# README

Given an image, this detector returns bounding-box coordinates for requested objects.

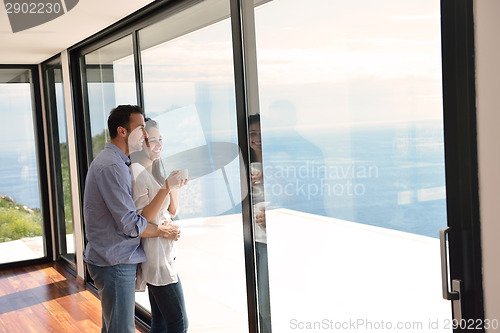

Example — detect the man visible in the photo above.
[83,105,181,333]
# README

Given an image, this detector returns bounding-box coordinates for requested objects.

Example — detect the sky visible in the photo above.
[137,0,442,128]
[0,83,37,153]
[1,0,444,153]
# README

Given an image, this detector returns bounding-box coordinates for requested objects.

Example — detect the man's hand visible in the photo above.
[158,222,181,241]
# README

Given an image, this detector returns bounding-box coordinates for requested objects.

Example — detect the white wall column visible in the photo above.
[474,0,500,328]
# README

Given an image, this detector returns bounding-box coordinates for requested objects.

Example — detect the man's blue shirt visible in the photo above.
[83,142,147,266]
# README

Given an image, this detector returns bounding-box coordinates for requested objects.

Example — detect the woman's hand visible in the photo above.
[158,222,180,241]
[165,170,182,190]
[165,170,189,190]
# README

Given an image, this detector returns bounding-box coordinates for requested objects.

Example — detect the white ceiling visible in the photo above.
[0,0,156,64]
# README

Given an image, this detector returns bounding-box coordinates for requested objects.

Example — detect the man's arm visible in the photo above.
[98,164,148,237]
[167,188,179,217]
[140,222,180,240]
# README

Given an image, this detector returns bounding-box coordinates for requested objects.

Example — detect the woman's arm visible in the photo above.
[140,185,170,222]
[141,170,182,222]
[168,188,179,216]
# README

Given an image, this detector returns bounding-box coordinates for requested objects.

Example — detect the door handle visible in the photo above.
[440,227,462,320]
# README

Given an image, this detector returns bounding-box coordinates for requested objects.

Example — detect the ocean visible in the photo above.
[0,150,41,209]
[0,121,447,238]
[260,121,448,238]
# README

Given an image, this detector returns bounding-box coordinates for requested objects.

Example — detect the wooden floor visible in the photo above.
[0,262,145,333]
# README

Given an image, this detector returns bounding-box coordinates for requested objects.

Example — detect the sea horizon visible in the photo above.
[0,120,447,238]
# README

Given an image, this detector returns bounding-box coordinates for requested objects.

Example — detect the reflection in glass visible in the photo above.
[83,35,137,159]
[138,1,248,331]
[0,68,45,264]
[45,60,75,264]
[248,114,272,332]
[254,0,451,331]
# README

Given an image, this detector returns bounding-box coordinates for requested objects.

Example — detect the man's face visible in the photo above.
[126,113,147,153]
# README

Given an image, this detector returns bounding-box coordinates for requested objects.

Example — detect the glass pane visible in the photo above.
[253,0,451,331]
[0,68,45,264]
[45,61,75,264]
[83,35,137,159]
[138,1,248,331]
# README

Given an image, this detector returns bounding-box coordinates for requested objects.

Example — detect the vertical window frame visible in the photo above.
[0,64,53,269]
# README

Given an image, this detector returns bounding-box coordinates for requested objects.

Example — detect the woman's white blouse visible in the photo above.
[130,162,178,291]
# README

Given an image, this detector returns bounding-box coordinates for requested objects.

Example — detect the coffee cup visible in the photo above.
[179,168,189,181]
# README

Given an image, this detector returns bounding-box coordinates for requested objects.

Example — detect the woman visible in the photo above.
[130,118,188,333]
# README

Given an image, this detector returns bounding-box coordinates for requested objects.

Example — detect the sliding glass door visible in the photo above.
[78,1,249,331]
[0,67,48,265]
[247,0,452,331]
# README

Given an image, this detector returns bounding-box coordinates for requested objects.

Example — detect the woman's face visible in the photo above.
[145,127,163,160]
[249,122,262,152]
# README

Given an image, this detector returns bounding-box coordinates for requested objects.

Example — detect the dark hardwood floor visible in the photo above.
[0,262,145,332]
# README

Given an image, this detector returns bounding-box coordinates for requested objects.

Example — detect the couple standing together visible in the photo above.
[83,105,189,333]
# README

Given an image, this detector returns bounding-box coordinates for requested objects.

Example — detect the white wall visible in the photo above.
[474,0,500,329]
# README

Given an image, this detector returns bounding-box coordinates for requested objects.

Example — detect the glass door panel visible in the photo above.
[138,1,248,331]
[45,60,76,264]
[83,35,137,159]
[0,68,46,264]
[252,0,451,331]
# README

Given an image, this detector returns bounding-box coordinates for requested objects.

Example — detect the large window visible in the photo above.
[0,68,47,264]
[44,58,76,265]
[137,1,248,331]
[83,35,137,159]
[252,0,451,331]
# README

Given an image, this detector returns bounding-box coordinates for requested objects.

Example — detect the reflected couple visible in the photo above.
[249,103,324,333]
[249,114,266,232]
[130,118,189,333]
[249,113,272,333]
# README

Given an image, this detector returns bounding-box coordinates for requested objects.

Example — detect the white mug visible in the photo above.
[179,168,189,181]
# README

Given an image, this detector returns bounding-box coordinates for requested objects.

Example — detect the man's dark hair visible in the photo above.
[108,105,144,139]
